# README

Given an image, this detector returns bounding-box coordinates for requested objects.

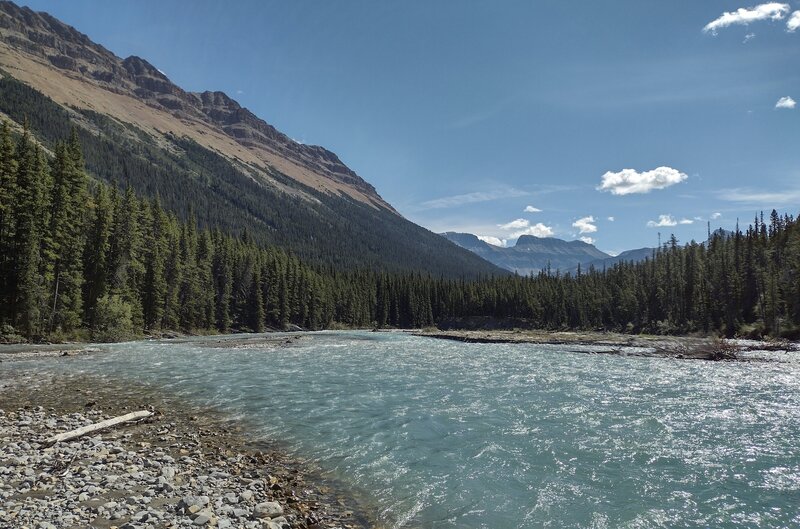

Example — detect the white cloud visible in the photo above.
[646,214,694,227]
[509,223,555,239]
[775,96,796,109]
[607,216,615,222]
[498,218,530,230]
[703,3,790,35]
[711,212,722,219]
[598,166,688,195]
[420,187,528,210]
[524,205,542,213]
[743,32,757,42]
[579,236,596,244]
[788,10,800,31]
[477,235,506,247]
[572,216,598,234]
[647,215,678,228]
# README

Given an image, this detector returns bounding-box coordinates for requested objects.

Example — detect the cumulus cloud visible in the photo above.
[497,218,555,238]
[647,215,677,228]
[498,218,530,230]
[598,166,688,195]
[572,216,598,234]
[775,96,796,109]
[703,3,790,34]
[788,10,800,31]
[579,236,595,244]
[524,205,542,213]
[607,216,615,222]
[477,235,506,247]
[711,212,722,219]
[646,214,694,227]
[509,223,555,239]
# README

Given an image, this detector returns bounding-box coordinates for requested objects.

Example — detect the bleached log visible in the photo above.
[44,410,153,446]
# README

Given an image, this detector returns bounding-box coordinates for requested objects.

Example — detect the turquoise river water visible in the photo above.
[3,331,800,528]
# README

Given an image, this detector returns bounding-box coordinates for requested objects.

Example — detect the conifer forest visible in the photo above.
[1,122,799,342]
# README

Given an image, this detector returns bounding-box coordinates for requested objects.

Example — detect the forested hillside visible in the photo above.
[0,72,503,278]
[1,122,799,342]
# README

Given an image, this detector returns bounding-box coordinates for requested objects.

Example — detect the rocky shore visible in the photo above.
[412,329,798,360]
[0,373,377,529]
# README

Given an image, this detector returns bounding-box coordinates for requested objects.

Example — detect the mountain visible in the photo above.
[0,1,503,277]
[441,232,612,275]
[565,247,655,275]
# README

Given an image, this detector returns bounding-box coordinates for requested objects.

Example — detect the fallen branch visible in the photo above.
[44,410,153,446]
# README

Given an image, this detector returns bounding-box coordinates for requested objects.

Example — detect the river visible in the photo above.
[3,331,799,528]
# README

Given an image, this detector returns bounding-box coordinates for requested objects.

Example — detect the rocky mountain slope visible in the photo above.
[441,232,652,275]
[0,1,386,209]
[0,1,503,277]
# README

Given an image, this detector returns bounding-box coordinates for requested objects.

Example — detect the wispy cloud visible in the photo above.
[646,214,693,228]
[524,205,542,213]
[775,96,796,109]
[572,216,597,234]
[419,187,528,210]
[720,187,800,204]
[703,3,790,35]
[743,32,757,43]
[788,10,800,31]
[607,216,615,222]
[598,167,688,195]
[711,212,722,219]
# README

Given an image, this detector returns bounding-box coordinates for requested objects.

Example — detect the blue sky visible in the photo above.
[18,0,800,254]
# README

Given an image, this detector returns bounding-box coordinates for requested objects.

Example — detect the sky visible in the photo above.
[17,0,800,254]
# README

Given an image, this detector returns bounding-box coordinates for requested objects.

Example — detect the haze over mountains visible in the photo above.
[0,0,503,277]
[441,232,654,275]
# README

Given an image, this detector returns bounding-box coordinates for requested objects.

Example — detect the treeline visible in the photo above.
[414,219,800,338]
[0,123,340,340]
[1,123,798,341]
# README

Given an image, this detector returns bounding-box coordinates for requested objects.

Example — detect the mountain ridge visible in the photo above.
[441,232,653,275]
[0,0,391,210]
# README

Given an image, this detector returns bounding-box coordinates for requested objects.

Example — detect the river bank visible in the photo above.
[411,329,798,360]
[0,370,378,529]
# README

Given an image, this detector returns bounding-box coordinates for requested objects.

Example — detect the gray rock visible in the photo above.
[254,501,283,519]
[191,508,216,525]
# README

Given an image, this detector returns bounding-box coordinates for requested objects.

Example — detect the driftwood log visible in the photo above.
[44,410,153,446]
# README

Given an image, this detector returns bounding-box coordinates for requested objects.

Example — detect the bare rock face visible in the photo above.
[0,0,390,210]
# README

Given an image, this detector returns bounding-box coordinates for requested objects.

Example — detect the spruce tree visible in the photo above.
[0,121,17,323]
